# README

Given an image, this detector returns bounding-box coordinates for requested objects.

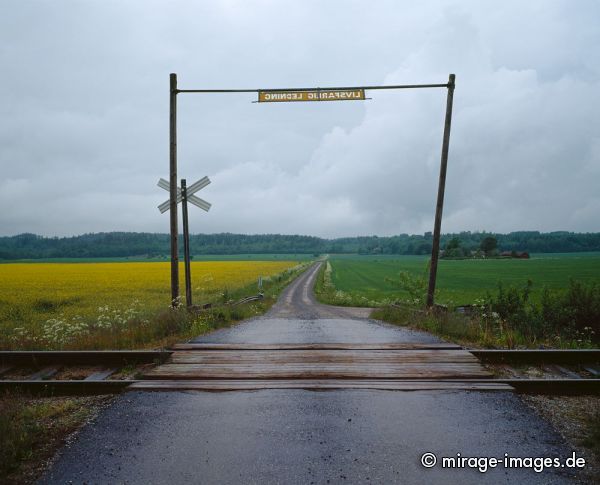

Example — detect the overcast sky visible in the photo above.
[1,0,599,238]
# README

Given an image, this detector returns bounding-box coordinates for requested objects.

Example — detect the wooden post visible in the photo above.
[181,179,193,307]
[427,74,455,307]
[169,73,179,307]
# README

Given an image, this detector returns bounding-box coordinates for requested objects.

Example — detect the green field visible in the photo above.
[328,253,600,305]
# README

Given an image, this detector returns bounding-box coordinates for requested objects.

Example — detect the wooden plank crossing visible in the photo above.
[136,343,510,391]
[170,350,479,364]
[145,363,490,380]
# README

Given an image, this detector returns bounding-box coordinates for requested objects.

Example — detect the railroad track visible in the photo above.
[1,348,599,396]
[0,350,170,395]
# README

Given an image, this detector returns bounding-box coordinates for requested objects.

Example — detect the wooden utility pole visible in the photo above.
[169,73,179,306]
[181,179,193,307]
[427,74,456,307]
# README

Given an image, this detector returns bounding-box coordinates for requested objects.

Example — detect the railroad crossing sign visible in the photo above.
[158,176,212,308]
[157,176,211,213]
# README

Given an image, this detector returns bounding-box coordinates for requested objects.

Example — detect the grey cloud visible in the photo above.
[1,0,599,237]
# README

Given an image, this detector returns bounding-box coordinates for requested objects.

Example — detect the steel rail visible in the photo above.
[470,349,600,364]
[1,349,598,365]
[1,349,597,396]
[480,378,600,395]
[0,350,172,366]
[0,380,135,395]
[1,378,598,396]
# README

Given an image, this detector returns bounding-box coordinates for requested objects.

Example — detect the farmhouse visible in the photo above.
[500,251,530,259]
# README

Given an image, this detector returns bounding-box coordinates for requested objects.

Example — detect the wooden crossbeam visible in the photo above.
[27,366,60,380]
[84,368,118,381]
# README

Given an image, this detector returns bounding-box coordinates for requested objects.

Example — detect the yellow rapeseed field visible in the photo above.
[0,261,298,349]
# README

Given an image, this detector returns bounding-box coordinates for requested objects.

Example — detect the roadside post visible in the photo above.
[181,179,192,307]
[158,176,212,308]
[169,74,178,307]
[426,74,456,308]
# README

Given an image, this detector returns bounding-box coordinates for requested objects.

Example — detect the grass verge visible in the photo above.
[370,304,596,349]
[0,392,113,484]
[370,304,501,348]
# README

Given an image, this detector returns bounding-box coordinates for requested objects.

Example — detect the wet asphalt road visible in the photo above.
[41,263,576,484]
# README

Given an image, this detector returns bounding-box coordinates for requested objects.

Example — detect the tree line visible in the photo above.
[0,231,599,260]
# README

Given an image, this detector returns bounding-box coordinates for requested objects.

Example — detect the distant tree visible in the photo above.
[446,237,462,250]
[443,237,465,258]
[416,242,432,255]
[1,230,600,260]
[480,236,498,255]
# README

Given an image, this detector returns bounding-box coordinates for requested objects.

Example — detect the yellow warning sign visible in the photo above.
[258,89,365,103]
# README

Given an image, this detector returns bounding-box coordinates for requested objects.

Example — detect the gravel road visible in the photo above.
[40,263,577,484]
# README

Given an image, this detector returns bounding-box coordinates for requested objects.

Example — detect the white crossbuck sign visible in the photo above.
[157,177,212,213]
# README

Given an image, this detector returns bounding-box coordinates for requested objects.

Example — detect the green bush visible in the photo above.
[564,280,600,333]
[487,280,544,339]
[484,279,599,345]
[489,280,532,320]
[539,280,599,343]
